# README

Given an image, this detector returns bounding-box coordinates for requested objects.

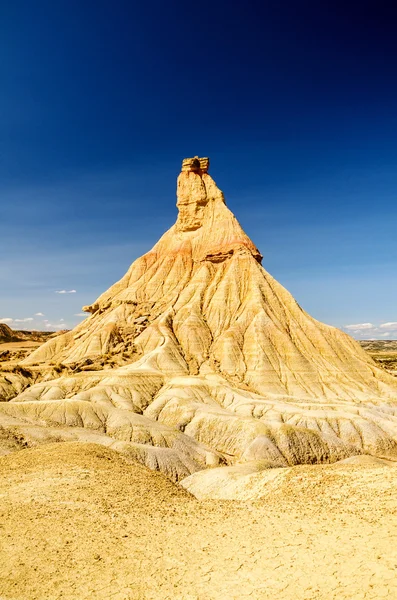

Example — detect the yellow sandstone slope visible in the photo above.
[2,156,397,482]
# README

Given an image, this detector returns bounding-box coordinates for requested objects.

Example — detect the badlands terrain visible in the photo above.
[1,157,397,599]
[360,340,397,376]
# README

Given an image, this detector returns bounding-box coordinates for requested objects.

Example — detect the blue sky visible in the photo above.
[1,1,396,339]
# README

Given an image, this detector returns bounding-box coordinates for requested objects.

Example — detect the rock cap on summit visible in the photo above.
[181,156,210,173]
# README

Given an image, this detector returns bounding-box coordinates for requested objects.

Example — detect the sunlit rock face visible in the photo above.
[2,157,397,484]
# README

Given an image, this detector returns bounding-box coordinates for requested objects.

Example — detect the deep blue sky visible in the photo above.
[1,0,396,339]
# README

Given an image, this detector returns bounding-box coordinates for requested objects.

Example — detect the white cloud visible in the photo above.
[60,318,64,322]
[14,317,34,323]
[74,313,86,317]
[35,312,45,316]
[0,318,14,323]
[379,322,397,331]
[45,322,67,330]
[55,289,76,294]
[341,321,397,340]
[344,323,374,331]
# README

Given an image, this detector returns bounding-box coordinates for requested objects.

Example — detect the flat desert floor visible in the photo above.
[1,442,396,600]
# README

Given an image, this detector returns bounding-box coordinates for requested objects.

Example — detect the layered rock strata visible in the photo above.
[1,157,397,482]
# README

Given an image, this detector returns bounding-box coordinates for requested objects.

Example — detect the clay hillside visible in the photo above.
[1,157,397,488]
[0,324,19,343]
[0,324,54,344]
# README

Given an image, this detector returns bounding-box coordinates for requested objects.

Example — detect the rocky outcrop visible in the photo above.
[1,157,397,482]
[0,324,19,343]
[0,324,54,344]
[181,156,209,173]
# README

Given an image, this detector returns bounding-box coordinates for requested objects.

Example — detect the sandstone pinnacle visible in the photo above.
[2,157,397,485]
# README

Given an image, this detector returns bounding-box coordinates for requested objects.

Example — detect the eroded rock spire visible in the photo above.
[3,156,396,484]
[176,156,224,232]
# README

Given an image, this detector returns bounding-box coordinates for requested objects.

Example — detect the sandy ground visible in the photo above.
[0,341,42,351]
[0,341,42,367]
[0,443,396,600]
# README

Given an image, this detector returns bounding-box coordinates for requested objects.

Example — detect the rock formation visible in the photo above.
[0,324,26,343]
[0,324,54,344]
[1,157,397,482]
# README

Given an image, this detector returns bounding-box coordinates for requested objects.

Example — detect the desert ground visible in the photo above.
[0,326,57,366]
[1,441,397,600]
[1,335,396,599]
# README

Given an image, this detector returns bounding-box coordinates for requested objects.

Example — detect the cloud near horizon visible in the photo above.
[342,322,397,340]
[344,323,374,331]
[55,290,77,294]
[0,317,34,324]
[379,322,397,331]
[44,322,67,330]
[14,317,34,322]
